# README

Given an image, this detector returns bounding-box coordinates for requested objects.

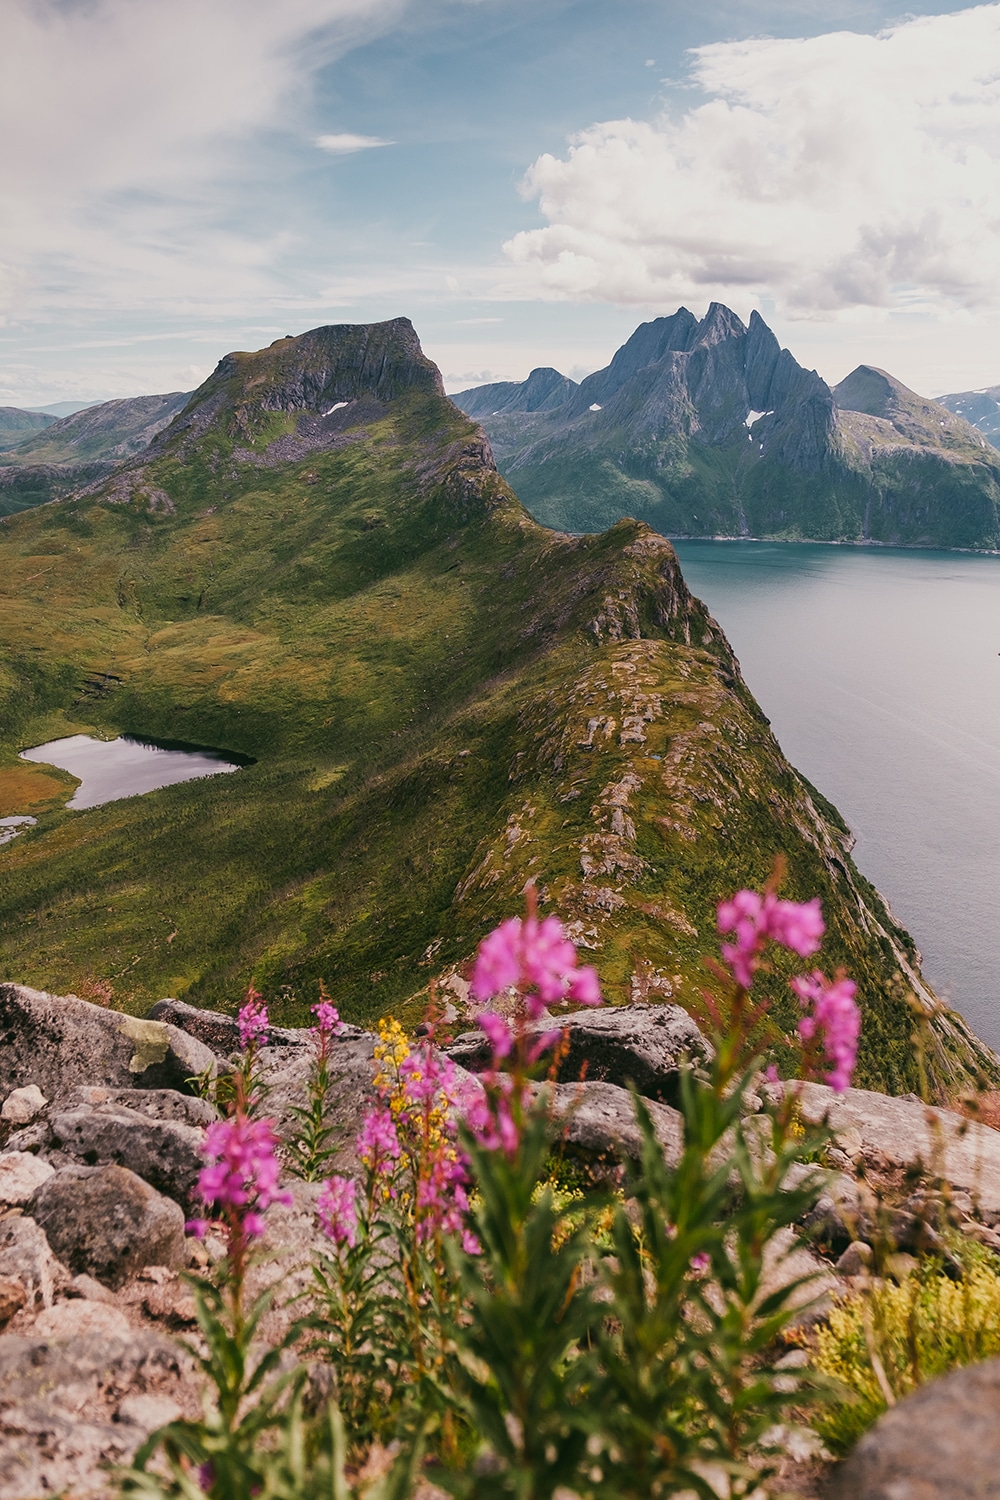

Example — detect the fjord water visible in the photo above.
[20,735,243,810]
[673,541,1000,1049]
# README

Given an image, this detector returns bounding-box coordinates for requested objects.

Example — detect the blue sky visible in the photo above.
[2,0,1000,407]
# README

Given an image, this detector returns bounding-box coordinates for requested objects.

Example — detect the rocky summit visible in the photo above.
[455,304,1000,549]
[0,317,993,1094]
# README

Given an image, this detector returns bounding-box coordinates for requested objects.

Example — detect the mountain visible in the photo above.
[0,391,191,518]
[454,306,1000,550]
[938,384,1000,447]
[0,318,989,1095]
[0,408,56,445]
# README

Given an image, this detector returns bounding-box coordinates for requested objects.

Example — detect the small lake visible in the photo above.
[673,541,1000,1050]
[19,734,248,811]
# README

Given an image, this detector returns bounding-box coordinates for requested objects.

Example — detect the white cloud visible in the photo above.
[0,0,406,321]
[316,133,394,152]
[505,4,1000,317]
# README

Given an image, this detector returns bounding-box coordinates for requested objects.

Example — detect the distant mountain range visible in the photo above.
[937,385,1000,444]
[455,305,1000,550]
[0,391,190,516]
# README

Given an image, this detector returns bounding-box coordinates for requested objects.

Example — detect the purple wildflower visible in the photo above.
[357,1105,401,1176]
[792,970,860,1092]
[479,1010,513,1062]
[237,987,269,1051]
[311,999,343,1037]
[318,1174,358,1248]
[197,1114,291,1236]
[717,890,825,989]
[471,913,602,1018]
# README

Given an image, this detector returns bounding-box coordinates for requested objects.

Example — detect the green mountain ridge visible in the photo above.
[455,307,1000,550]
[0,318,990,1096]
[0,408,56,444]
[0,391,191,518]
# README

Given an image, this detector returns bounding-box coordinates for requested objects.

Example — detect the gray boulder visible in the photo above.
[0,1217,65,1312]
[147,997,366,1057]
[446,1003,710,1105]
[62,1085,218,1127]
[534,1080,685,1169]
[0,1329,189,1500]
[49,1102,205,1208]
[828,1357,1000,1498]
[29,1164,186,1288]
[0,984,217,1099]
[790,1080,1000,1218]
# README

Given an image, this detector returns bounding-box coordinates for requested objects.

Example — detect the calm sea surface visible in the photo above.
[672,541,1000,1051]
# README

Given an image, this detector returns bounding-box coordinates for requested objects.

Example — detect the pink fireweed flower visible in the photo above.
[792,970,860,1093]
[357,1105,401,1176]
[415,1150,471,1243]
[196,1115,291,1237]
[311,999,343,1037]
[318,1174,358,1248]
[237,989,269,1050]
[400,1042,458,1107]
[471,914,601,1018]
[717,890,825,989]
[463,1073,523,1155]
[478,1010,513,1063]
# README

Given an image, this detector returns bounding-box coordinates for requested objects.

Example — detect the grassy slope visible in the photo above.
[484,412,1000,550]
[0,344,990,1093]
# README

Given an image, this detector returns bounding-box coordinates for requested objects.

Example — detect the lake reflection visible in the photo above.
[673,540,1000,1049]
[20,734,245,810]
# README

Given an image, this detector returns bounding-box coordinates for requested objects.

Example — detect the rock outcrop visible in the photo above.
[446,1002,711,1105]
[827,1357,1000,1499]
[0,984,216,1098]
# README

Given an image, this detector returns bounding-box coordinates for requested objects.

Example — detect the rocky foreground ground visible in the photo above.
[0,982,997,1497]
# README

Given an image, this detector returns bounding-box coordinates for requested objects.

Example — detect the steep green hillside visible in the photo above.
[0,392,192,519]
[456,309,1000,550]
[0,320,989,1094]
[0,408,55,446]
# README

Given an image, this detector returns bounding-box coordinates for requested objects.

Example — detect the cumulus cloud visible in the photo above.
[316,133,394,152]
[505,4,1000,316]
[0,0,406,320]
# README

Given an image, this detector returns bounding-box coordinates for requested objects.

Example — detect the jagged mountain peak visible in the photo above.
[693,301,748,347]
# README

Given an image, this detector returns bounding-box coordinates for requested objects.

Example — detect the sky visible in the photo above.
[3,0,1000,409]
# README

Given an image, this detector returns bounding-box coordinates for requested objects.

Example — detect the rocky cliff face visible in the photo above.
[454,308,1000,549]
[0,319,988,1094]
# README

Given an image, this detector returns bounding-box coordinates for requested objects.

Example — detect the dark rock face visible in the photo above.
[49,1103,206,1209]
[0,984,216,1098]
[151,316,445,459]
[29,1165,186,1288]
[828,1357,1000,1498]
[445,1003,710,1106]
